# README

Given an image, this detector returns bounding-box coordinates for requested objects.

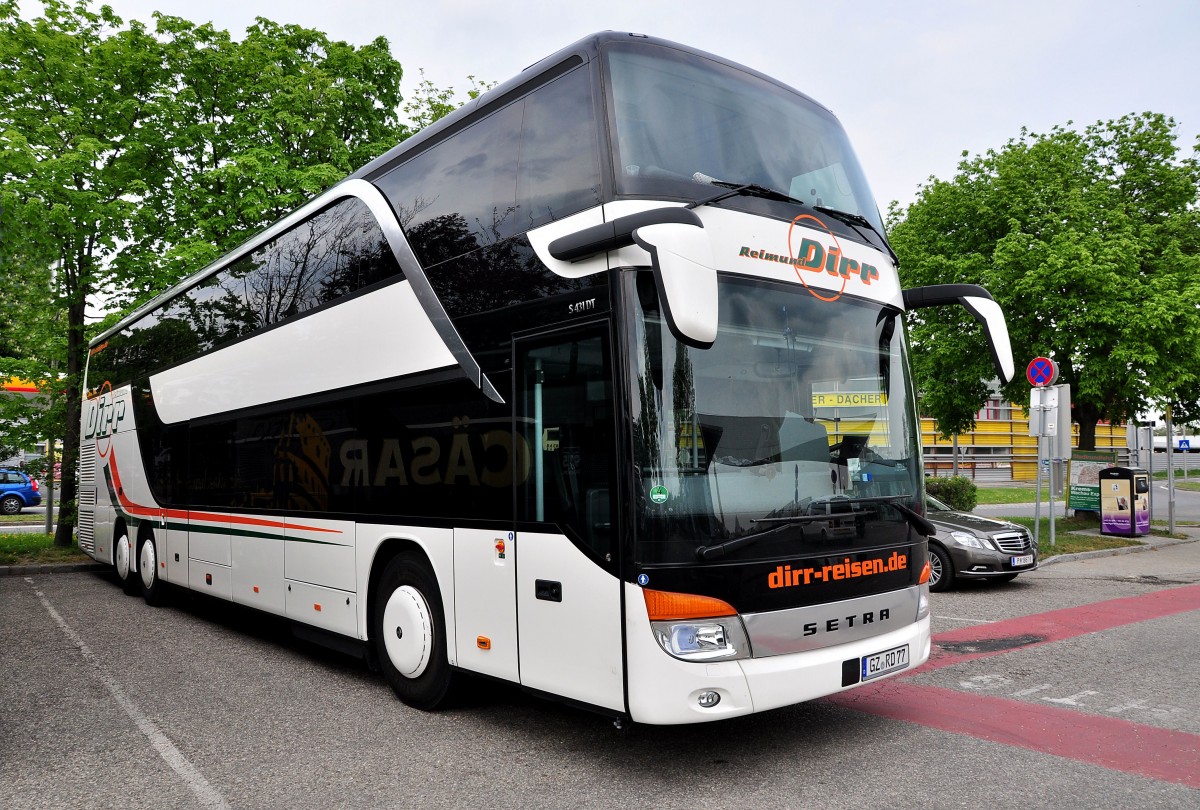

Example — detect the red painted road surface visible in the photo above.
[828,583,1200,790]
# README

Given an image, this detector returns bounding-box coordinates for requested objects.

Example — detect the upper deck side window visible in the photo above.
[376,64,602,268]
[90,196,399,386]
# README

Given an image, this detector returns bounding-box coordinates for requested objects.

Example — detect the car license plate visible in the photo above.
[861,644,909,681]
[1011,554,1034,567]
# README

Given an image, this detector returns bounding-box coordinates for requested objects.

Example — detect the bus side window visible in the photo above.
[515,65,601,232]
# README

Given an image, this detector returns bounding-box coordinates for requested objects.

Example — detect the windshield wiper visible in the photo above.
[694,519,807,561]
[813,205,900,267]
[694,494,933,562]
[822,494,935,538]
[688,175,805,209]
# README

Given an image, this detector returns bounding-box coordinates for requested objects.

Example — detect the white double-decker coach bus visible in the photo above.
[79,33,1014,724]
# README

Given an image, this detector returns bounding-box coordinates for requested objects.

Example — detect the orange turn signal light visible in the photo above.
[919,561,931,585]
[477,636,492,650]
[643,588,737,621]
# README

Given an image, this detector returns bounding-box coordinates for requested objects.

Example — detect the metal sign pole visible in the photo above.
[1048,451,1056,548]
[1034,433,1042,548]
[1166,406,1176,535]
[1026,358,1060,551]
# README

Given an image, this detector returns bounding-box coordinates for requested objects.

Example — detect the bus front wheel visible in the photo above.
[373,553,455,710]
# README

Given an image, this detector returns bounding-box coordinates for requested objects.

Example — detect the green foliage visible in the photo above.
[1,0,491,545]
[925,475,978,511]
[890,114,1200,448]
[402,70,496,130]
[974,486,1038,505]
[0,0,434,545]
[0,531,90,565]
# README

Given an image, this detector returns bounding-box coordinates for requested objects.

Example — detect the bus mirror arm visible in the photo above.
[902,284,1015,385]
[547,206,717,350]
[547,207,703,262]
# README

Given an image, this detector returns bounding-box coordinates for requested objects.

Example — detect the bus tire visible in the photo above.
[373,552,455,710]
[927,544,954,593]
[138,530,166,606]
[113,526,138,594]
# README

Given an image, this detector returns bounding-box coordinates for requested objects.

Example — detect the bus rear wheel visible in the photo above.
[373,553,455,710]
[113,529,138,594]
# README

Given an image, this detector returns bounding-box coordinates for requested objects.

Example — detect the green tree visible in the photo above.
[889,113,1200,448]
[0,0,410,545]
[0,238,61,464]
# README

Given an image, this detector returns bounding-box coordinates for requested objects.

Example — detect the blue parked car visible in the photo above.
[0,468,41,515]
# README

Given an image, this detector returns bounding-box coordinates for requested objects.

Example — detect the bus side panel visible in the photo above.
[163,519,189,585]
[232,530,285,616]
[189,558,232,600]
[515,532,624,712]
[284,516,355,592]
[285,579,358,637]
[453,528,518,682]
[188,515,231,566]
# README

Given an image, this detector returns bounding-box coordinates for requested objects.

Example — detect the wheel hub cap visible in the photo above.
[115,535,130,580]
[382,585,432,678]
[140,540,157,590]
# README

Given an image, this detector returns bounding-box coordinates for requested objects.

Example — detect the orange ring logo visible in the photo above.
[787,214,847,302]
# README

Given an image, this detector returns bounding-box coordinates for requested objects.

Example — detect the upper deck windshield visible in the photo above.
[625,273,922,566]
[604,42,885,235]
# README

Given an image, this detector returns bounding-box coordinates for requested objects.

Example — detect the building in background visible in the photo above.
[922,395,1127,483]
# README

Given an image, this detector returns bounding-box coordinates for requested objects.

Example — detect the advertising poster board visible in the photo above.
[1067,450,1117,511]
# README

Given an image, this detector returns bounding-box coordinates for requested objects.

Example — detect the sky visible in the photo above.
[17,0,1200,209]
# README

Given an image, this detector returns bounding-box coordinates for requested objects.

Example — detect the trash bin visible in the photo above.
[1099,467,1150,537]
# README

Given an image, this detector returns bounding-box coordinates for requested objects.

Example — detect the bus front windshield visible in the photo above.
[625,273,923,566]
[605,41,885,236]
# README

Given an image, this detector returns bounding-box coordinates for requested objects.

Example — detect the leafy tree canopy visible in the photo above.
[888,113,1200,449]
[0,0,473,543]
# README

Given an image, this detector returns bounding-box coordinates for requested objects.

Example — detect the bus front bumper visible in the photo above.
[624,583,931,725]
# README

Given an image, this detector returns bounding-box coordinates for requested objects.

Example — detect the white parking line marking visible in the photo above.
[26,579,231,810]
[935,616,997,624]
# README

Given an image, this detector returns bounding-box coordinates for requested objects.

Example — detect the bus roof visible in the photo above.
[91,32,830,347]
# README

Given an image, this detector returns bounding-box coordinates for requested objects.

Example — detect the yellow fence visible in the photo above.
[922,418,1126,481]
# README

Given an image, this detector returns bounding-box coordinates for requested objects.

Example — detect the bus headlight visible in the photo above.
[651,618,750,661]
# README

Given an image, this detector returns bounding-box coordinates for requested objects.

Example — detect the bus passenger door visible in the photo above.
[514,327,625,713]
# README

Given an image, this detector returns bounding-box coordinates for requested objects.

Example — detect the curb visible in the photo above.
[1039,535,1198,566]
[0,561,106,577]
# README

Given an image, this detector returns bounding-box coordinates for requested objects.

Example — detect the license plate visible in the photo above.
[861,644,909,681]
[1011,554,1034,567]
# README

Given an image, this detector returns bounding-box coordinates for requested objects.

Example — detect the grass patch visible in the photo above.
[1001,514,1147,558]
[0,513,48,524]
[974,486,1038,505]
[0,532,91,566]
